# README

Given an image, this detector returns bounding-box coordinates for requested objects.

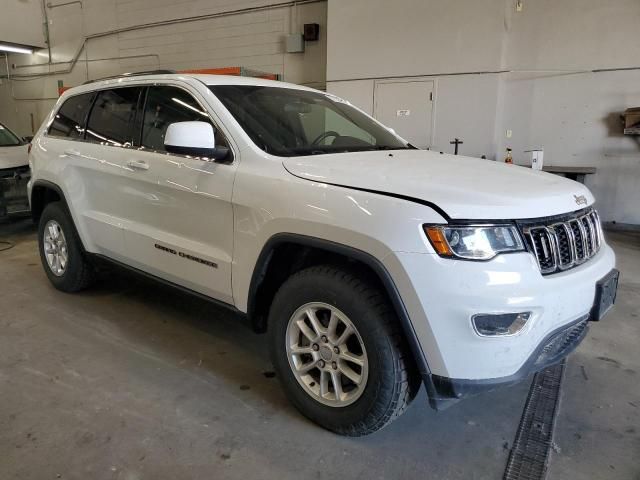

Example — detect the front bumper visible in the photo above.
[386,242,616,406]
[428,268,619,407]
[428,313,590,409]
[0,166,31,218]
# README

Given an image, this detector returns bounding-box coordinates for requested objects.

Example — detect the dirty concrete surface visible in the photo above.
[0,219,638,479]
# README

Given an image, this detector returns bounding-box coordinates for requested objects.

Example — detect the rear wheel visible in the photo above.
[269,265,420,436]
[38,202,95,292]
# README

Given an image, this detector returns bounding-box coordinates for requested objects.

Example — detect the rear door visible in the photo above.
[118,84,237,304]
[78,86,145,258]
[44,90,130,255]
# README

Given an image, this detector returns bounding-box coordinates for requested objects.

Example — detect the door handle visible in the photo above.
[64,149,81,157]
[126,160,149,171]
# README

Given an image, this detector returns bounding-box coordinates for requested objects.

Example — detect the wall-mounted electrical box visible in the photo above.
[286,33,305,53]
[303,23,320,41]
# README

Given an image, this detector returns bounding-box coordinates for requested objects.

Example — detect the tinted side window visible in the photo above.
[141,86,227,152]
[86,87,142,146]
[48,93,95,138]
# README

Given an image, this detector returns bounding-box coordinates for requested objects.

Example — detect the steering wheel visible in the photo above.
[311,131,340,145]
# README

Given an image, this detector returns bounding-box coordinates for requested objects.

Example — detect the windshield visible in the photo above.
[0,124,22,147]
[209,85,410,156]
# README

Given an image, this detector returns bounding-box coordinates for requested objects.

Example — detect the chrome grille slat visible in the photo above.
[547,227,560,269]
[523,208,602,275]
[565,221,578,264]
[585,214,597,255]
[581,217,592,256]
[576,217,589,261]
[591,211,602,250]
[569,219,585,261]
[551,222,575,270]
[526,227,556,274]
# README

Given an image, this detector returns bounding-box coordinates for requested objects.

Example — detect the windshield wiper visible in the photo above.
[280,145,410,156]
[367,145,411,151]
[372,145,394,150]
[282,147,331,156]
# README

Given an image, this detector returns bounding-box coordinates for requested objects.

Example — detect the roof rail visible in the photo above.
[83,69,177,85]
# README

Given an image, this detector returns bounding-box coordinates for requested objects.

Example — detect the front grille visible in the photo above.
[522,209,602,275]
[534,318,588,367]
[0,167,30,216]
[0,165,30,179]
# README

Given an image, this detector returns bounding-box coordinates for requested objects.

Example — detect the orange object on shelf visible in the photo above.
[177,66,280,81]
[505,148,513,164]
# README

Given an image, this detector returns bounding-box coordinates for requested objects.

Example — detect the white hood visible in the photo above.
[283,150,594,220]
[0,145,29,170]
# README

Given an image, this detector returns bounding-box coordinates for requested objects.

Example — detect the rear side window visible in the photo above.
[48,93,95,139]
[86,87,143,146]
[140,86,227,152]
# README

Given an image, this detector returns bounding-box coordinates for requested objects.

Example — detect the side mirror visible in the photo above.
[164,121,230,161]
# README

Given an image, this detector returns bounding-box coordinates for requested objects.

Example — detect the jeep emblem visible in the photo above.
[574,194,587,206]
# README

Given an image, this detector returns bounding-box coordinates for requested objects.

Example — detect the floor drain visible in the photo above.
[503,361,565,480]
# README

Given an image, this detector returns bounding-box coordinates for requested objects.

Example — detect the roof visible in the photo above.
[195,74,309,89]
[66,73,314,97]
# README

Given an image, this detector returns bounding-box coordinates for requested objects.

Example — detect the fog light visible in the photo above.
[471,312,531,336]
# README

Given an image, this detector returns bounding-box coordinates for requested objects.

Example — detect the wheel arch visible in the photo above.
[30,180,66,223]
[247,233,432,378]
[30,179,90,255]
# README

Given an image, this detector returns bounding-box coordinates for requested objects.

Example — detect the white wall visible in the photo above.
[0,0,46,47]
[499,0,640,224]
[326,0,505,159]
[328,74,500,159]
[498,70,640,226]
[0,0,326,135]
[326,0,505,81]
[327,0,640,224]
[431,74,500,158]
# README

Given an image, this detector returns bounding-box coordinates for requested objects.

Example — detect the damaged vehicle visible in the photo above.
[28,73,618,436]
[0,122,31,218]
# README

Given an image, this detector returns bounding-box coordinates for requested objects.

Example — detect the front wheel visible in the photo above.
[269,265,419,436]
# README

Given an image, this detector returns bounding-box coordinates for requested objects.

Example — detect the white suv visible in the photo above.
[28,72,618,435]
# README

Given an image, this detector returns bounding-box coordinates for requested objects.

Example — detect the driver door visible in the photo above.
[119,84,237,304]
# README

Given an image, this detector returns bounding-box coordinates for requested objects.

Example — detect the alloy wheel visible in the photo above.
[286,302,369,407]
[43,220,68,277]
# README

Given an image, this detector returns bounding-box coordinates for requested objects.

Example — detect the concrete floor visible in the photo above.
[0,218,638,480]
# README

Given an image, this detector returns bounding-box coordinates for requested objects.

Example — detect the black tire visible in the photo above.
[269,265,420,436]
[38,201,95,292]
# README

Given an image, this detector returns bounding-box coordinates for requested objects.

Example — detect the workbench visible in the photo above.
[519,165,597,184]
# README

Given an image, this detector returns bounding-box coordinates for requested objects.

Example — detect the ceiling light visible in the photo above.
[0,44,34,54]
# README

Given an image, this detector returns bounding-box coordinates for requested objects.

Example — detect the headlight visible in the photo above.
[423,225,525,260]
